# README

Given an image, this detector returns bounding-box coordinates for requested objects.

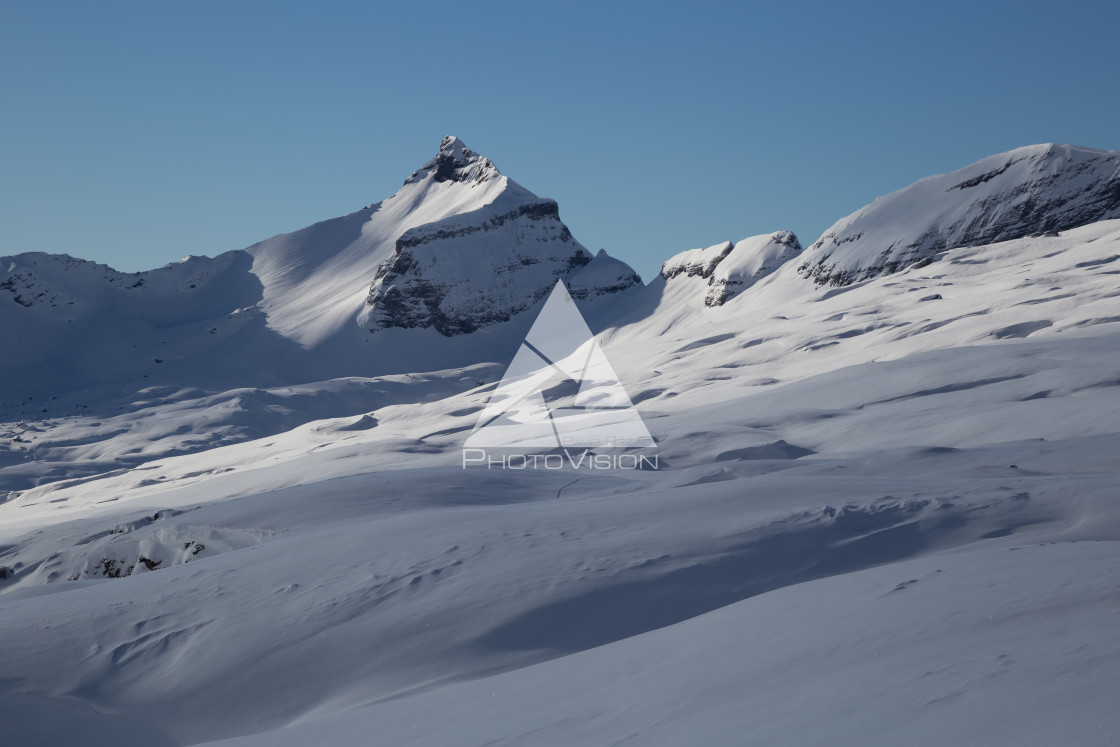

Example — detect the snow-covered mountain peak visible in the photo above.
[239,134,642,342]
[438,134,473,161]
[1,137,643,395]
[403,135,501,187]
[798,142,1120,286]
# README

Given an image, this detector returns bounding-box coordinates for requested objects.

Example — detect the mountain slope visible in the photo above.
[251,136,634,342]
[798,143,1120,285]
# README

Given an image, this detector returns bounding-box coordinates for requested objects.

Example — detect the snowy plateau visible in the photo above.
[1,137,1119,746]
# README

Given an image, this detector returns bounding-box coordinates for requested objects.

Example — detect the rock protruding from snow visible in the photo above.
[799,143,1120,285]
[361,137,641,335]
[706,232,802,306]
[661,241,735,281]
[402,135,502,187]
[661,231,802,306]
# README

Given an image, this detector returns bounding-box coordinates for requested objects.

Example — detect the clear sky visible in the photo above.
[3,0,1118,282]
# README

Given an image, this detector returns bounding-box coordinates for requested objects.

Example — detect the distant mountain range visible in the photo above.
[3,137,1118,402]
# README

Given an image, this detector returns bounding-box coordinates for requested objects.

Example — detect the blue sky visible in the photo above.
[3,0,1118,282]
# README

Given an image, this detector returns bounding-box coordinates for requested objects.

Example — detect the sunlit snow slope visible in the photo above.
[799,143,1120,285]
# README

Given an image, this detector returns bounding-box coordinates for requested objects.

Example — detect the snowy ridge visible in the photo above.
[799,143,1120,285]
[661,230,802,306]
[0,250,254,316]
[567,249,643,300]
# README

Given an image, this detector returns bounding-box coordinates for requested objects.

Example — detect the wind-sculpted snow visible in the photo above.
[0,369,494,492]
[211,541,1120,747]
[799,143,1120,285]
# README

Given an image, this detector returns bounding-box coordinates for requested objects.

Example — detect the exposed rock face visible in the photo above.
[799,143,1120,286]
[362,215,591,336]
[403,135,502,187]
[662,241,735,281]
[661,231,802,306]
[361,137,641,335]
